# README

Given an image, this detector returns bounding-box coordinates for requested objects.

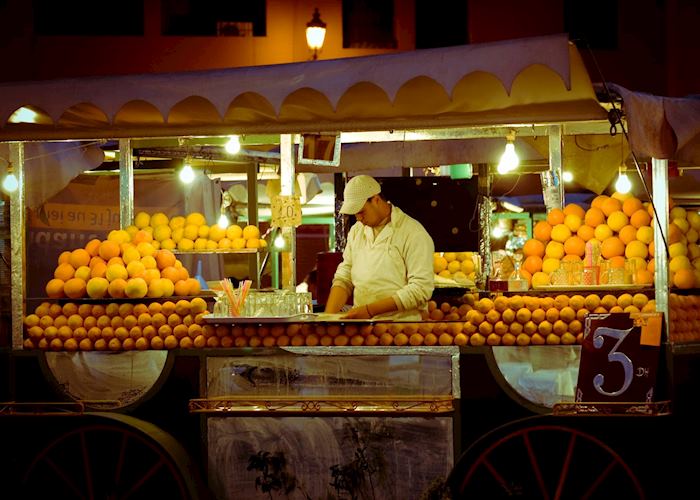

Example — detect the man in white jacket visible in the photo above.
[324,175,435,321]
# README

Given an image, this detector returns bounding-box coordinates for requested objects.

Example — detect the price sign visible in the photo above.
[271,195,302,228]
[576,312,662,403]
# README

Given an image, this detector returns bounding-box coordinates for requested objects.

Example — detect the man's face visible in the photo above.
[354,195,382,226]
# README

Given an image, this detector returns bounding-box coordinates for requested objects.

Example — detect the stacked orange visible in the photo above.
[23,297,211,351]
[128,211,265,252]
[44,229,201,300]
[521,193,656,288]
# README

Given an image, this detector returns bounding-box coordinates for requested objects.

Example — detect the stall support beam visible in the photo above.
[477,163,490,290]
[280,134,296,290]
[9,142,25,349]
[247,163,259,288]
[119,138,133,228]
[651,158,669,337]
[541,124,564,210]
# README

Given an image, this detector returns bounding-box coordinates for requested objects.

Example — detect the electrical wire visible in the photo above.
[582,41,670,256]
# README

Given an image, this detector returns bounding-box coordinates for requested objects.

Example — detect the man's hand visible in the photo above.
[343,304,372,319]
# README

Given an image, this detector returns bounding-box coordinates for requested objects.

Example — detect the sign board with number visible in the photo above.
[576,312,662,403]
[271,195,302,228]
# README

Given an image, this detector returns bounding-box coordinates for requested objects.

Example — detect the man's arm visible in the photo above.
[324,285,350,313]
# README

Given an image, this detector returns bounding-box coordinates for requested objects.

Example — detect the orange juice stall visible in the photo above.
[1,34,699,498]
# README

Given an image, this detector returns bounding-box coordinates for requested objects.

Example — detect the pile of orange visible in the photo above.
[130,211,265,252]
[521,193,658,288]
[23,298,211,351]
[45,230,202,300]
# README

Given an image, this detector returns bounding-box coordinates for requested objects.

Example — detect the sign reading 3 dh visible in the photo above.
[576,312,663,403]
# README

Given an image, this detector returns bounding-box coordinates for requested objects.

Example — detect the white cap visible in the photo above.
[339,175,381,214]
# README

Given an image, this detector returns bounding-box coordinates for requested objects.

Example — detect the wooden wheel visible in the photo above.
[449,420,645,499]
[21,413,202,499]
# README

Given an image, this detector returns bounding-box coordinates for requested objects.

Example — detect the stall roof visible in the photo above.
[0,34,607,142]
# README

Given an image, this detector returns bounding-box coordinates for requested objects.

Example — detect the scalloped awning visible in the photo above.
[0,34,606,142]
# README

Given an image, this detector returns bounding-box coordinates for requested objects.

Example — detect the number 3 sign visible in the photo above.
[576,312,663,403]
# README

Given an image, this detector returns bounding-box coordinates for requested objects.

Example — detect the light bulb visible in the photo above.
[615,171,632,194]
[225,135,241,155]
[492,226,505,238]
[497,142,519,174]
[562,171,573,182]
[2,172,18,192]
[217,213,229,229]
[274,233,285,249]
[179,163,195,184]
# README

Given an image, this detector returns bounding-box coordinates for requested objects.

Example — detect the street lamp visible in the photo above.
[306,7,326,60]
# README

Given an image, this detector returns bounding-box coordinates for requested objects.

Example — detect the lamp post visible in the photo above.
[306,7,326,60]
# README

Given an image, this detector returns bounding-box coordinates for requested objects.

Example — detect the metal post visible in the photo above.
[9,142,25,349]
[246,162,259,287]
[119,138,133,228]
[541,124,564,210]
[651,158,669,338]
[280,134,296,290]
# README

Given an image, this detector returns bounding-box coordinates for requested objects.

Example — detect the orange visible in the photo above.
[99,240,121,261]
[57,250,71,265]
[591,195,609,210]
[601,237,625,259]
[563,203,586,219]
[132,230,153,245]
[629,209,652,229]
[85,239,102,257]
[69,248,91,269]
[107,278,127,298]
[563,236,585,257]
[546,208,565,226]
[673,268,695,289]
[635,269,654,285]
[545,241,565,260]
[601,197,622,217]
[54,262,75,281]
[608,255,626,269]
[584,207,606,228]
[564,214,582,233]
[607,211,629,232]
[523,239,546,258]
[622,197,644,217]
[86,277,109,298]
[550,224,572,243]
[618,225,638,245]
[576,225,595,242]
[625,240,648,260]
[155,249,176,269]
[45,278,65,298]
[64,278,87,299]
[533,221,552,242]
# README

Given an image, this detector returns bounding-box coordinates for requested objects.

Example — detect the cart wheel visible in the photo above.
[449,421,644,499]
[21,413,202,499]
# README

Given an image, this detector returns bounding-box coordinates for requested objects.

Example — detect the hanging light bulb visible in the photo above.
[179,157,195,184]
[497,131,519,174]
[2,161,18,192]
[615,168,632,194]
[225,135,241,155]
[274,232,286,249]
[562,171,573,183]
[217,212,230,229]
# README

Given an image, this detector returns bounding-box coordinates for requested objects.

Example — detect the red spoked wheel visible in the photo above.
[449,422,645,499]
[21,413,202,499]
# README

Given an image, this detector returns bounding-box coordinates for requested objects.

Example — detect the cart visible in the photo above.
[1,34,699,499]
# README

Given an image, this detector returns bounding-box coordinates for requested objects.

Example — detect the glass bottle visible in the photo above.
[508,255,529,291]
